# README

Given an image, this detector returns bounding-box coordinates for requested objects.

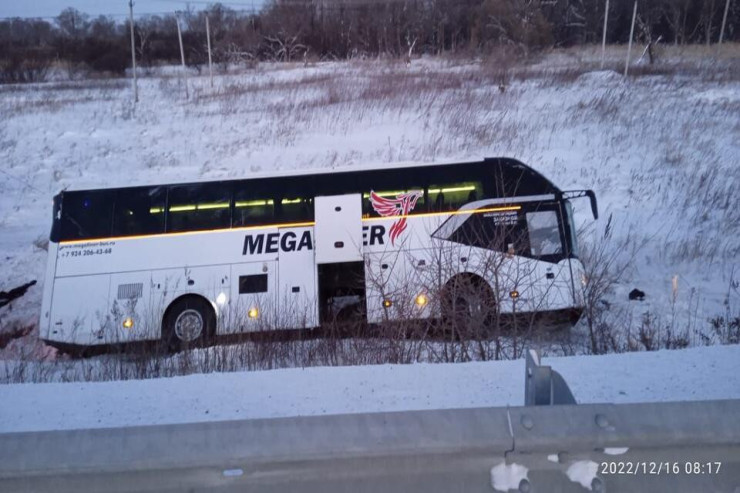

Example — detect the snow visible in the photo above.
[490,462,529,492]
[222,468,244,477]
[0,48,738,369]
[603,447,629,455]
[566,460,599,490]
[0,45,736,491]
[1,344,739,433]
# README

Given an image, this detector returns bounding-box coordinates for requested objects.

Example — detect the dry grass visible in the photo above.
[1,44,738,382]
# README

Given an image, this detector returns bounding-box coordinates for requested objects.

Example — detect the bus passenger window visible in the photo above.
[433,192,445,211]
[364,189,425,215]
[278,197,313,223]
[428,182,482,211]
[526,211,562,257]
[167,184,231,232]
[112,187,166,237]
[444,209,528,255]
[60,191,114,240]
[233,195,274,227]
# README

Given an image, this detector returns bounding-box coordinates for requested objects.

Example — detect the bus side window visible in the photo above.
[233,187,275,227]
[503,219,530,256]
[428,182,482,212]
[167,183,231,233]
[452,211,528,254]
[526,210,562,257]
[364,188,426,215]
[60,191,115,240]
[278,197,313,223]
[433,192,445,211]
[112,187,166,237]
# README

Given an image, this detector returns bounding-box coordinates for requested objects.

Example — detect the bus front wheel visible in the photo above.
[162,296,215,352]
[441,275,495,339]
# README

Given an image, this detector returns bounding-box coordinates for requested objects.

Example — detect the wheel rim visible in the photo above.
[446,282,492,333]
[454,296,481,327]
[174,309,204,341]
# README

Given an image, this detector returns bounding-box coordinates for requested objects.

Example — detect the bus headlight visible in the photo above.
[248,308,259,319]
[415,294,428,306]
[122,317,134,329]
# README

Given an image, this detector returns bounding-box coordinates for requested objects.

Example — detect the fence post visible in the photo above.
[718,0,731,46]
[128,0,138,102]
[176,13,189,99]
[206,16,214,88]
[601,0,610,69]
[624,1,637,77]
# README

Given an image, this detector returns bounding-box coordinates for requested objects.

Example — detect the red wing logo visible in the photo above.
[369,190,423,245]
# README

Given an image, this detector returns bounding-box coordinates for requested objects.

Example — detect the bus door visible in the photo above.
[278,225,319,329]
[520,200,573,310]
[313,194,366,324]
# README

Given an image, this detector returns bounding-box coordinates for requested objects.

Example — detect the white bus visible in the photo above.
[39,157,597,351]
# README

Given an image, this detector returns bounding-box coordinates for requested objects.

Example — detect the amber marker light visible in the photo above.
[415,294,428,306]
[122,317,134,329]
[248,308,259,319]
[509,290,520,299]
[382,299,392,308]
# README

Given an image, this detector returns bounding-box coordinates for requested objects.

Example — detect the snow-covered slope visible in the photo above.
[0,48,738,359]
[2,344,738,433]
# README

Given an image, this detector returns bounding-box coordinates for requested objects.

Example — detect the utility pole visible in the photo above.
[719,0,731,46]
[624,1,637,77]
[176,13,189,99]
[129,0,138,102]
[206,15,213,88]
[600,0,610,69]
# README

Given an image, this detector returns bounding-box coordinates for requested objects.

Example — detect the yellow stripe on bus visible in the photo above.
[362,205,521,222]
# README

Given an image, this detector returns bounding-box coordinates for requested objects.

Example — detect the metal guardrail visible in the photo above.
[1,398,739,492]
[2,350,739,492]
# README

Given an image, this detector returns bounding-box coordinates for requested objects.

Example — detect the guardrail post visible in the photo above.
[525,349,577,406]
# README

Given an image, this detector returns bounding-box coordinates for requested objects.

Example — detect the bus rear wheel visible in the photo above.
[162,297,215,352]
[441,275,495,339]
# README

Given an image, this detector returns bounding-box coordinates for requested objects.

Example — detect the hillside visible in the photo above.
[0,45,738,365]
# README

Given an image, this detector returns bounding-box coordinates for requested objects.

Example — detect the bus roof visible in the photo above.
[59,157,560,195]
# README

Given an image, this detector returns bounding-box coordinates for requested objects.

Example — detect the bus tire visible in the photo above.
[441,274,495,339]
[162,296,216,352]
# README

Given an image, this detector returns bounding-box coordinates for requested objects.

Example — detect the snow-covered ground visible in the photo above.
[2,344,738,433]
[0,45,738,362]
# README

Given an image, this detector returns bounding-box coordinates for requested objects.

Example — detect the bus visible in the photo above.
[39,157,598,350]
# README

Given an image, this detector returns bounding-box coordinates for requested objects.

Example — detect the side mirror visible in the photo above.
[586,190,598,220]
[561,190,599,220]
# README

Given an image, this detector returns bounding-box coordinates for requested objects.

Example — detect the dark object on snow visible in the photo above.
[0,280,37,308]
[629,288,645,301]
[0,324,33,349]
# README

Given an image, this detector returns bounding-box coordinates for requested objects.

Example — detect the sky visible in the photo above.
[0,0,264,19]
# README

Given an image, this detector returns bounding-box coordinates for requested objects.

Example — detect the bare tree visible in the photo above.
[56,7,90,39]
